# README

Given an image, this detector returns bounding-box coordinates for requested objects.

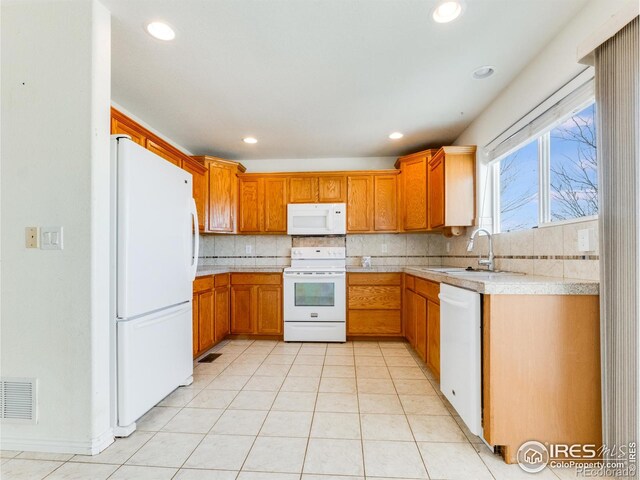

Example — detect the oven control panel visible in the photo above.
[290,247,346,259]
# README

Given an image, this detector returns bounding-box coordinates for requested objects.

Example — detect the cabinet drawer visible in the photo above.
[348,286,401,310]
[194,275,214,293]
[404,274,415,291]
[214,273,229,287]
[348,273,402,286]
[231,273,282,285]
[348,310,402,335]
[415,278,439,303]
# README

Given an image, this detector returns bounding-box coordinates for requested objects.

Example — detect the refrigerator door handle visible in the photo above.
[190,198,199,280]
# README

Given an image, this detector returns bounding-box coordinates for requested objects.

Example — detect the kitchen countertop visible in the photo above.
[196,264,599,295]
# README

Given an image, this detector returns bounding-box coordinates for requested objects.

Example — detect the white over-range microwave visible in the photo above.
[287,203,346,235]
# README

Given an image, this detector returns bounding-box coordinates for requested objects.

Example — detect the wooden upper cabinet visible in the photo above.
[347,175,373,232]
[182,157,207,232]
[237,175,287,234]
[289,176,318,203]
[373,175,398,231]
[238,176,264,233]
[146,138,182,166]
[264,177,288,233]
[318,175,347,203]
[427,146,476,229]
[288,174,346,203]
[346,172,399,233]
[111,109,146,146]
[395,151,430,231]
[193,156,245,233]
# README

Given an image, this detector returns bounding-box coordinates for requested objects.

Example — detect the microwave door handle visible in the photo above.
[326,209,333,230]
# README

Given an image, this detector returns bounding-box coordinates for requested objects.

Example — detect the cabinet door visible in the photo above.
[231,285,255,333]
[426,299,440,378]
[198,290,215,352]
[289,176,318,203]
[414,293,428,361]
[182,158,207,232]
[238,177,263,233]
[146,139,182,167]
[404,288,416,346]
[192,293,199,357]
[374,174,398,231]
[264,177,288,233]
[347,175,373,232]
[215,285,230,341]
[256,285,282,334]
[318,175,346,203]
[208,162,236,232]
[428,152,445,229]
[402,156,428,230]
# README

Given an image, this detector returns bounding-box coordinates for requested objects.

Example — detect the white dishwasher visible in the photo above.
[439,283,482,437]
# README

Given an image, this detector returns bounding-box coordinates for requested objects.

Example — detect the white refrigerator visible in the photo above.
[111,135,198,436]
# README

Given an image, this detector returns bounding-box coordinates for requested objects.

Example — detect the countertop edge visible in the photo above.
[196,265,599,295]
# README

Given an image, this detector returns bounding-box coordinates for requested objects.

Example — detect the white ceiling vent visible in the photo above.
[0,378,37,424]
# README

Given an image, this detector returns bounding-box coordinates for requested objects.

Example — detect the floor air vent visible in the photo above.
[0,378,37,423]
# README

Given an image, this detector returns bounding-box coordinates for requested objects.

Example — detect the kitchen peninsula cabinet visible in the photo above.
[237,175,288,233]
[347,273,402,336]
[346,172,399,233]
[230,273,283,335]
[483,294,601,463]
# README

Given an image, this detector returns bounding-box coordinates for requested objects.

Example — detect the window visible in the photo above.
[499,139,538,232]
[550,103,598,221]
[495,102,598,232]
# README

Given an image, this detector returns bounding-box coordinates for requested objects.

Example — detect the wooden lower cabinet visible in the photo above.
[230,273,283,335]
[193,274,230,358]
[403,274,440,378]
[347,273,402,336]
[483,294,601,463]
[426,298,440,378]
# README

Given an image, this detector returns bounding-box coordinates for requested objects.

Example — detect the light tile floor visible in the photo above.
[1,339,592,479]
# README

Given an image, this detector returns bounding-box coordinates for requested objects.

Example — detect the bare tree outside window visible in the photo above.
[499,139,538,232]
[550,103,598,221]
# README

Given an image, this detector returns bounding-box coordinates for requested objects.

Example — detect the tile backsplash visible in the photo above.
[198,218,599,280]
[441,218,599,281]
[199,233,444,267]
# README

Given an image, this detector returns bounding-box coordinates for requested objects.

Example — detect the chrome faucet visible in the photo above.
[467,228,495,271]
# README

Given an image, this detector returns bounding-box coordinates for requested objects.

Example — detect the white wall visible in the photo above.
[453,0,634,229]
[1,0,112,453]
[238,157,397,172]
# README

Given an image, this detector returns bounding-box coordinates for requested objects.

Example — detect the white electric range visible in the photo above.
[283,247,346,342]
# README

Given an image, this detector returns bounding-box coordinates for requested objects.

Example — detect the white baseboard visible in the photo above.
[0,428,114,455]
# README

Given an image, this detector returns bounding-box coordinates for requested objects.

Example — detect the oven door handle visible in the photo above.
[283,272,346,279]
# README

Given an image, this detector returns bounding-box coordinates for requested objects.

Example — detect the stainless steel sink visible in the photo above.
[424,267,525,277]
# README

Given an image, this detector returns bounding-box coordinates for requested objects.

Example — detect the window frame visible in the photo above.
[492,98,598,234]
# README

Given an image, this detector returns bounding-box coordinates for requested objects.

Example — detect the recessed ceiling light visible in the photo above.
[243,137,258,144]
[432,1,464,23]
[389,132,404,140]
[472,65,495,79]
[146,22,175,41]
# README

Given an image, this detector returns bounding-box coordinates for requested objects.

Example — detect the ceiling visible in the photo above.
[105,0,587,160]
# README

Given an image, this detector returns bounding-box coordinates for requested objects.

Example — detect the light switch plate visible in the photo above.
[25,227,39,248]
[381,244,388,253]
[245,244,252,254]
[41,226,63,250]
[577,228,595,252]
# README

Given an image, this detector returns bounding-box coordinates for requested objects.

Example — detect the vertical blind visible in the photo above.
[595,15,639,475]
